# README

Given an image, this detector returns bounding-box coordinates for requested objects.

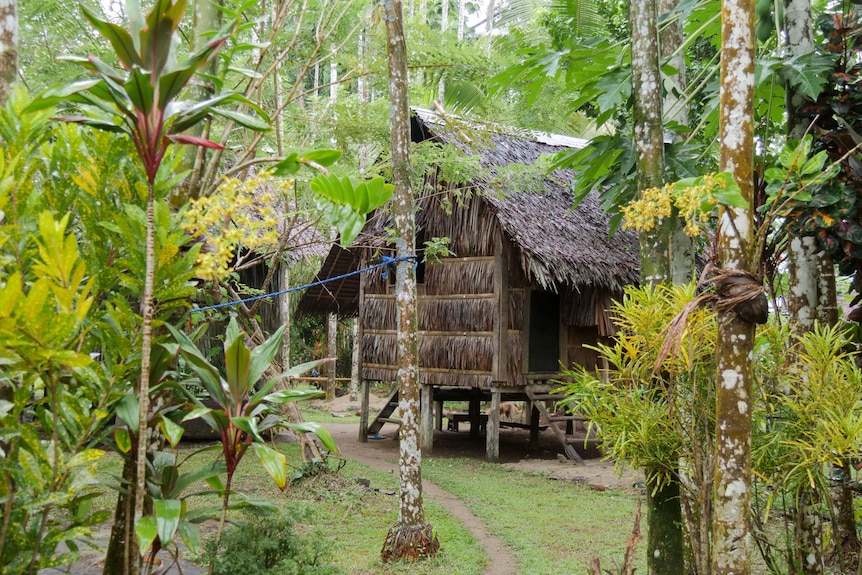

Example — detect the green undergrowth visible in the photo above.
[421,457,645,575]
[93,442,486,575]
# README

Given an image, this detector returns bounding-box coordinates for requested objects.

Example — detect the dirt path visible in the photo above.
[326,422,518,575]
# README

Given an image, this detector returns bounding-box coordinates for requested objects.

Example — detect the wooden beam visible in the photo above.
[420,384,434,453]
[492,227,509,383]
[359,379,370,442]
[486,387,500,462]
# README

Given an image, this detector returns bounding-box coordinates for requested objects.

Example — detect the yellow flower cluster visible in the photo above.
[181,171,291,279]
[621,173,724,238]
[620,185,673,232]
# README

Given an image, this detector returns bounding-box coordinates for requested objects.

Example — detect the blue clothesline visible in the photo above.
[192,254,417,313]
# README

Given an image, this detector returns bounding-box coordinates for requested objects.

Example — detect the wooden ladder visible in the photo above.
[525,384,585,464]
[366,388,400,436]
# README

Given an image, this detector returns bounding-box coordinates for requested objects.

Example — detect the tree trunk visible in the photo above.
[659,0,696,284]
[631,0,670,285]
[102,449,141,575]
[712,0,756,571]
[0,0,16,106]
[349,319,359,401]
[380,0,438,561]
[630,0,685,572]
[783,1,830,570]
[646,468,684,575]
[326,312,337,401]
[0,0,16,409]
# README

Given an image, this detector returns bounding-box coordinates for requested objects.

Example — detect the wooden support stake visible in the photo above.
[529,404,540,451]
[486,388,500,462]
[420,384,434,453]
[359,379,370,442]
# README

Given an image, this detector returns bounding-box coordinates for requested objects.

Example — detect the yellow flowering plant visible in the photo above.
[621,172,747,237]
[181,171,287,280]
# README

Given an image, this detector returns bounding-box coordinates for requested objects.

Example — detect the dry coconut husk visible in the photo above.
[654,267,768,373]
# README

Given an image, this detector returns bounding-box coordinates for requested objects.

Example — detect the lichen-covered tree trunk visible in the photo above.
[326,312,337,401]
[659,0,696,284]
[380,0,439,561]
[712,0,756,572]
[784,2,827,571]
[630,0,670,286]
[0,0,16,106]
[631,0,685,571]
[0,0,16,408]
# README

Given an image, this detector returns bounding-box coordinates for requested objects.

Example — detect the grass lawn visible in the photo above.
[91,441,647,575]
[93,444,486,575]
[421,457,644,575]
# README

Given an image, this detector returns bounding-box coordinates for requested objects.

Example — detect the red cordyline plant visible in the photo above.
[30,1,269,572]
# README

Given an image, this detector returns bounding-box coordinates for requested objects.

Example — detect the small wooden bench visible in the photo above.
[445,412,487,432]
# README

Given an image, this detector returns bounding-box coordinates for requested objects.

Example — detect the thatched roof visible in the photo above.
[298,109,639,316]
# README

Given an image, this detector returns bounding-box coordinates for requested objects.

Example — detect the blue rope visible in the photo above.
[192,254,417,313]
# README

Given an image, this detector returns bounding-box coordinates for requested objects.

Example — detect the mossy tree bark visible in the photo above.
[712,0,756,572]
[630,0,686,572]
[0,0,16,409]
[0,0,15,106]
[380,0,439,562]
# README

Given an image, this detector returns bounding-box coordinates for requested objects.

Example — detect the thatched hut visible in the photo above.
[298,109,639,461]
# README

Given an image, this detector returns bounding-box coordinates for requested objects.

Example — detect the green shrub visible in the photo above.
[202,510,343,575]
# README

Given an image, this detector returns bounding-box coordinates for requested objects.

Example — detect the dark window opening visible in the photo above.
[529,291,560,372]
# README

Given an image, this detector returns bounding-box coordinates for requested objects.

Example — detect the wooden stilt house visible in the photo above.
[298,109,639,461]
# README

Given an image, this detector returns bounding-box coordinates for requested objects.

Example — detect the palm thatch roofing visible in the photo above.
[297,108,639,317]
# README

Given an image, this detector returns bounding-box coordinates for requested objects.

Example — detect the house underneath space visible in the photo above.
[297,108,639,461]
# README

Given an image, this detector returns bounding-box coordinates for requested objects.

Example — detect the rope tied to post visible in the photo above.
[191,254,419,313]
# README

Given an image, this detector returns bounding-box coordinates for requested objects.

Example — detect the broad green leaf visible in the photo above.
[248,325,285,388]
[181,406,213,422]
[159,415,185,448]
[135,516,157,555]
[210,107,270,131]
[68,449,104,467]
[272,153,301,176]
[224,328,251,402]
[227,66,263,79]
[801,150,829,176]
[116,393,139,434]
[114,428,132,453]
[178,522,203,555]
[711,173,748,209]
[159,40,226,108]
[264,388,325,404]
[300,149,342,167]
[286,421,338,454]
[78,1,143,69]
[231,416,263,442]
[125,68,155,118]
[363,177,394,212]
[251,443,287,490]
[173,461,226,495]
[154,499,182,546]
